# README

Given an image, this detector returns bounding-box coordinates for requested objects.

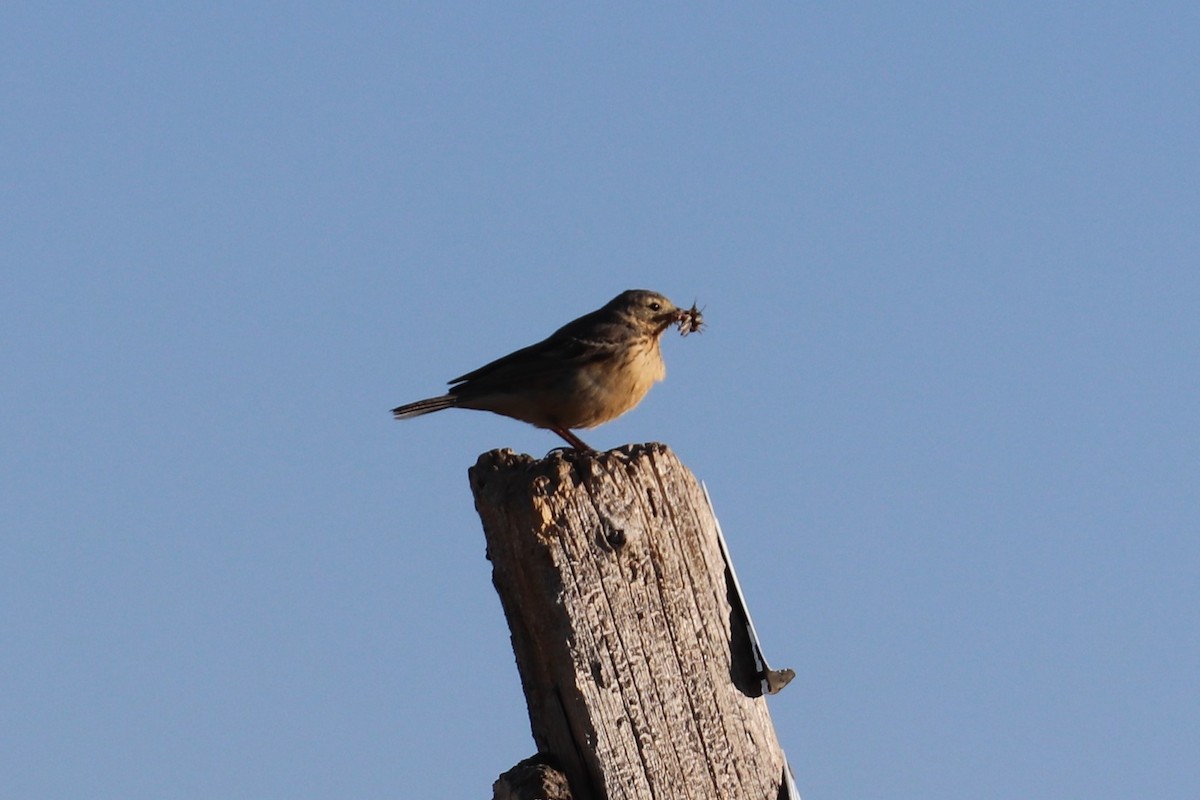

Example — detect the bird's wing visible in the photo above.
[448,325,624,394]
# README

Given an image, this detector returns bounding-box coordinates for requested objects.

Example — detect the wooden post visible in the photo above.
[470,443,793,800]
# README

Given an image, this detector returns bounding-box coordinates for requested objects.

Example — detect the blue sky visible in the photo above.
[3,3,1198,798]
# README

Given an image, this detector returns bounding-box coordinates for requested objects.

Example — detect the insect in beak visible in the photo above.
[676,302,704,336]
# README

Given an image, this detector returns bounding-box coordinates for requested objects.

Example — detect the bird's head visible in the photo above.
[608,289,683,334]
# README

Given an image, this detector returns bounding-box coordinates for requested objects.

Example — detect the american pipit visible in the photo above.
[391,289,702,451]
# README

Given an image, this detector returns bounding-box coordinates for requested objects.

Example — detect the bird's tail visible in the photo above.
[391,395,458,420]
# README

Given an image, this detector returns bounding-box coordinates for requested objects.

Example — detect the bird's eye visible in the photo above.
[649,302,662,311]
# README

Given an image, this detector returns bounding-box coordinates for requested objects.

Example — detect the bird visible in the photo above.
[391,289,700,452]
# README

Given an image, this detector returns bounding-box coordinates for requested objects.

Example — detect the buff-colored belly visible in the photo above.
[463,337,665,430]
[563,339,665,428]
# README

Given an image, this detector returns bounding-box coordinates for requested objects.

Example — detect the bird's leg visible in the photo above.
[551,426,597,453]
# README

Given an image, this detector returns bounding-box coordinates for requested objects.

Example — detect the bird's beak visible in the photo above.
[651,307,686,333]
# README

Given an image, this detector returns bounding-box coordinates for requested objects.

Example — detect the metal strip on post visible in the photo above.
[701,481,796,694]
[702,482,802,799]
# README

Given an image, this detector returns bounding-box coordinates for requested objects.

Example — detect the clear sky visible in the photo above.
[3,3,1197,798]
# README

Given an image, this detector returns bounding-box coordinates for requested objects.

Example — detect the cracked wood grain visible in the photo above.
[471,444,788,800]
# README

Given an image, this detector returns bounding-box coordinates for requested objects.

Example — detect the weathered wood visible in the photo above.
[492,755,573,800]
[470,443,790,800]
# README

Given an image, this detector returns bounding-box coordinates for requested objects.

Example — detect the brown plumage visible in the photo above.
[390,289,700,451]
